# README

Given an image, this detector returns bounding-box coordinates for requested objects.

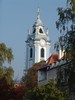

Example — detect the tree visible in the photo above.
[0,43,14,99]
[0,67,14,99]
[56,0,75,60]
[67,0,75,11]
[0,43,13,66]
[23,80,68,100]
[11,84,25,100]
[55,0,75,95]
[21,61,45,91]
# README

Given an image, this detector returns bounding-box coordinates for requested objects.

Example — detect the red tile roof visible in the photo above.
[38,53,66,70]
[46,53,59,65]
[39,53,59,70]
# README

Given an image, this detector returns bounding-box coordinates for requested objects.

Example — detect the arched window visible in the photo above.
[30,48,33,58]
[41,48,44,57]
[33,28,36,33]
[39,28,43,33]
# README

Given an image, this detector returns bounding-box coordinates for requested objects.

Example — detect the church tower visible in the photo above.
[25,9,50,69]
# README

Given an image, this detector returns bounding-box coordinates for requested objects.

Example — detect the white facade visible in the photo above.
[25,9,50,70]
[38,59,66,85]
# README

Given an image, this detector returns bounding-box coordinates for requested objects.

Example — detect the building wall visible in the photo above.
[38,59,67,85]
[47,68,57,81]
[38,70,47,85]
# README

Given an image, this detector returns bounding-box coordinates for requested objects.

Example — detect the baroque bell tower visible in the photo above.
[25,9,50,69]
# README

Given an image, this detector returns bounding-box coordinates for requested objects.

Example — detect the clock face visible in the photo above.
[40,39,46,46]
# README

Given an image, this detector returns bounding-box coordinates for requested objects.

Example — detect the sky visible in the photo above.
[0,0,66,80]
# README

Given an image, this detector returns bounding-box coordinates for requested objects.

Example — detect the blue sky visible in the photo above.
[0,0,66,80]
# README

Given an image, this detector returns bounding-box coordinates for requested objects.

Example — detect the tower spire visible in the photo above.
[37,8,40,19]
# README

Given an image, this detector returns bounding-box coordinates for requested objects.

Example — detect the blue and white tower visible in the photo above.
[25,9,50,69]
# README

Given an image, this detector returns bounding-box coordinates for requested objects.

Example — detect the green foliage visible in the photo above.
[0,42,15,99]
[55,0,75,95]
[55,0,75,61]
[7,48,13,63]
[0,43,13,66]
[23,80,68,100]
[0,67,14,84]
[67,0,75,11]
[0,66,15,99]
[0,67,4,78]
